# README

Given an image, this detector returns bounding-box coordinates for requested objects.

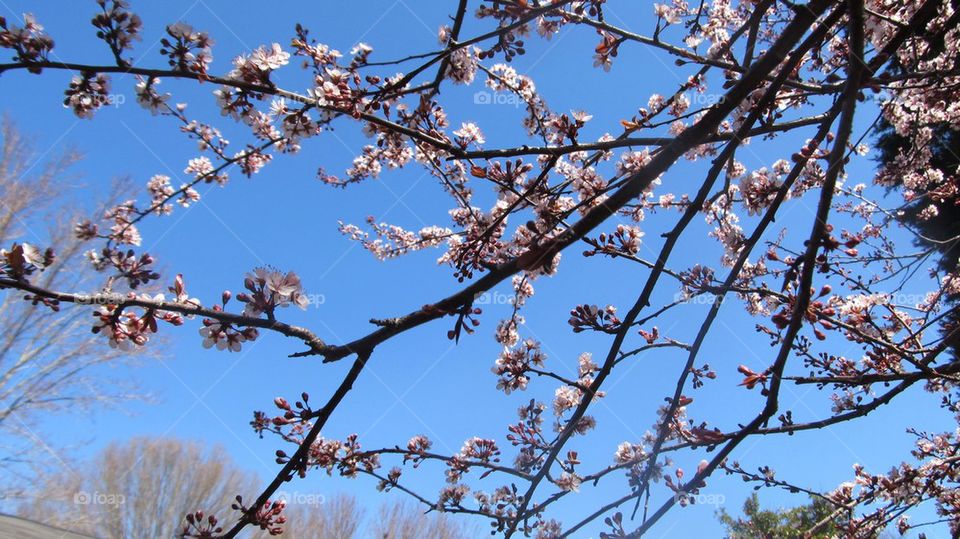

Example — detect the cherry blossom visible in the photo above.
[63,72,111,119]
[2,1,960,537]
[0,13,54,69]
[444,45,479,84]
[160,22,212,75]
[237,267,309,319]
[135,77,170,114]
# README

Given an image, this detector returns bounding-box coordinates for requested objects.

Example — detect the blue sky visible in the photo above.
[0,1,953,537]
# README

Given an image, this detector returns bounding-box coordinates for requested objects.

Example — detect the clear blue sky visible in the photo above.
[0,1,951,537]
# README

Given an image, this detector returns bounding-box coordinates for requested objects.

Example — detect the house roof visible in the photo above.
[0,514,97,539]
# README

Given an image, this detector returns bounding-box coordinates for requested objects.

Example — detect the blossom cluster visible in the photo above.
[237,267,309,318]
[92,293,183,350]
[0,13,54,69]
[160,22,213,75]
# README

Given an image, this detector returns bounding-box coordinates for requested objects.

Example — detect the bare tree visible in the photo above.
[273,494,363,539]
[373,499,477,539]
[0,118,145,498]
[18,436,261,538]
[19,436,473,539]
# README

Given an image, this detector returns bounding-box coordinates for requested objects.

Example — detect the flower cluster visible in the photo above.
[200,291,259,353]
[269,98,314,143]
[506,400,547,473]
[179,510,222,538]
[103,249,159,289]
[444,45,479,84]
[237,267,309,318]
[92,293,183,350]
[308,434,380,479]
[91,0,141,62]
[493,339,546,393]
[146,175,174,215]
[0,13,54,69]
[291,24,342,71]
[446,437,501,483]
[738,160,792,215]
[545,110,593,145]
[587,224,644,257]
[103,201,143,246]
[199,319,258,353]
[553,385,583,417]
[825,428,960,537]
[403,435,432,468]
[227,43,290,85]
[160,22,213,75]
[614,441,647,465]
[568,304,621,333]
[63,72,111,119]
[593,31,619,72]
[250,393,314,442]
[438,483,470,510]
[234,147,273,176]
[134,77,170,115]
[1,242,53,281]
[232,496,287,536]
[452,122,485,147]
[339,218,452,261]
[484,63,549,136]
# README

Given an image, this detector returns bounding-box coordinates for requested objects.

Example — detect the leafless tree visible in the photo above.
[19,435,474,539]
[373,499,478,539]
[0,118,147,499]
[17,436,261,538]
[272,494,363,539]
